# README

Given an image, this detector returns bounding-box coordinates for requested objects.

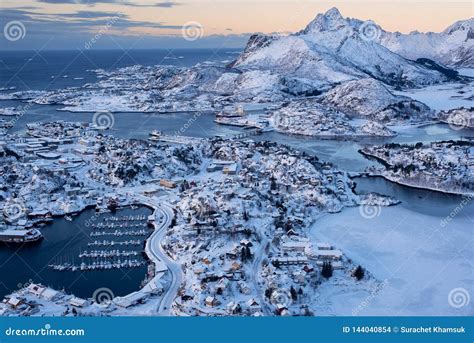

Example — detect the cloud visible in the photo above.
[0,8,179,30]
[36,0,181,6]
[0,5,247,51]
[123,1,180,7]
[37,0,118,4]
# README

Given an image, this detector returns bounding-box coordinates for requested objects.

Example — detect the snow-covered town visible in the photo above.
[0,120,397,316]
[0,5,473,321]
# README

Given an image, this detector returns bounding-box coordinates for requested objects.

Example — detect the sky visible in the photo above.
[0,0,472,50]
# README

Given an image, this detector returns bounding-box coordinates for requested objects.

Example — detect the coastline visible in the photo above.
[356,173,474,197]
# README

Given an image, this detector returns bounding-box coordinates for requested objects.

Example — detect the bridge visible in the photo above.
[227,129,263,140]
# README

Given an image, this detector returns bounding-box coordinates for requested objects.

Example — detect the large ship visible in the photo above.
[0,228,43,243]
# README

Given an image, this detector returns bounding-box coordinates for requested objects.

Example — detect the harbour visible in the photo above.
[0,206,153,300]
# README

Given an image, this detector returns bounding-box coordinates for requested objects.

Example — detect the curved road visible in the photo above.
[130,193,183,315]
[153,203,183,315]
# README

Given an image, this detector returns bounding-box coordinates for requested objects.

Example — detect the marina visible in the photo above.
[87,239,143,247]
[0,206,153,300]
[48,259,146,272]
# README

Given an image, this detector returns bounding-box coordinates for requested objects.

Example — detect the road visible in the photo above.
[152,202,183,315]
[121,191,183,315]
[250,223,272,315]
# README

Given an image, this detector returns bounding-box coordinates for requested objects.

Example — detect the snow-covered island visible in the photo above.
[438,107,474,129]
[360,140,474,195]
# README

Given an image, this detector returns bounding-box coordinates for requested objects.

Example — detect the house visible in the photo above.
[238,281,251,295]
[231,261,242,271]
[214,278,229,294]
[41,288,60,301]
[272,256,308,266]
[223,164,238,175]
[69,297,88,308]
[160,179,176,189]
[205,296,218,307]
[316,243,332,250]
[315,249,342,261]
[246,298,261,314]
[27,283,46,297]
[281,241,310,253]
[7,297,23,308]
[293,270,306,284]
[226,301,241,315]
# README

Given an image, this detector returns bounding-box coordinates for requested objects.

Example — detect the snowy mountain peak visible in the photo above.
[323,7,343,20]
[303,7,348,33]
[442,18,473,36]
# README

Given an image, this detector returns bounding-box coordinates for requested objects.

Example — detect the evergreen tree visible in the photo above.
[352,265,365,281]
[321,261,333,279]
[290,286,297,301]
[241,247,247,262]
[245,246,252,260]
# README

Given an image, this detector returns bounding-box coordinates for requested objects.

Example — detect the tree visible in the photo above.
[321,261,333,279]
[290,286,297,301]
[270,175,277,191]
[245,246,252,261]
[352,265,365,281]
[265,288,274,299]
[241,247,247,262]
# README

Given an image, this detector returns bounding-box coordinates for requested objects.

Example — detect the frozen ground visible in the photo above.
[458,68,474,78]
[309,205,473,316]
[394,79,473,111]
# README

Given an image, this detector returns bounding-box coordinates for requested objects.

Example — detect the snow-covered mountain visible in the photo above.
[322,78,433,123]
[376,18,473,68]
[232,8,456,89]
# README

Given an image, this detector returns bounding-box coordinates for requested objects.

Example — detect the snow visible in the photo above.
[377,18,473,67]
[394,82,474,111]
[457,68,474,77]
[309,206,473,316]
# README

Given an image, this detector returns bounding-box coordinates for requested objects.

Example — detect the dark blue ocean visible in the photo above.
[0,49,241,91]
